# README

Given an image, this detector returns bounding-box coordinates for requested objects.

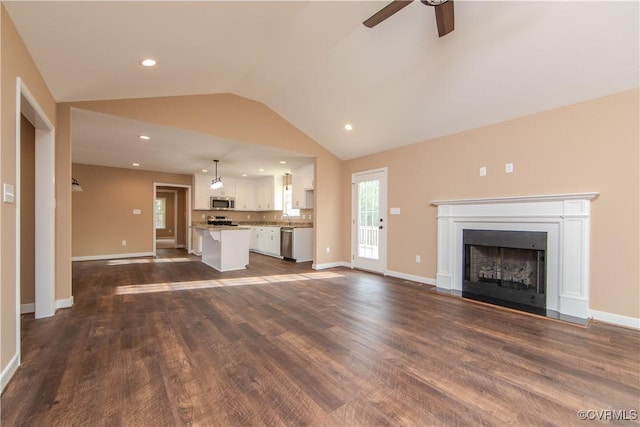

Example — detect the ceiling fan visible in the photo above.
[363,0,455,37]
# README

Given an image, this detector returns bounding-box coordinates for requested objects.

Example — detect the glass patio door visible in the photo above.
[352,168,387,273]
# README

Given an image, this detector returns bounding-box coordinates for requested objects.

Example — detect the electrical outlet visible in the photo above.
[416,255,421,263]
[326,246,330,253]
[121,240,127,246]
[479,166,487,177]
[505,163,514,173]
[247,215,250,219]
[201,214,205,219]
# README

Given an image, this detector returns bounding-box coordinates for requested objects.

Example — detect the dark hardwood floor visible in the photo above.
[2,249,639,426]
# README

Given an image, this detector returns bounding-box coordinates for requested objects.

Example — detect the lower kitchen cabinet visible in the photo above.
[292,228,313,262]
[249,226,281,258]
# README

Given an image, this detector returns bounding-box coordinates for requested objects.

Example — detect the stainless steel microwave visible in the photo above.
[210,197,235,210]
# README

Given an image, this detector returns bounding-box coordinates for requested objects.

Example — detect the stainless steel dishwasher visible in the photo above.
[280,227,294,259]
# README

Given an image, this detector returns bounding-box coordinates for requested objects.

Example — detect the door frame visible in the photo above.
[153,183,191,256]
[351,167,388,274]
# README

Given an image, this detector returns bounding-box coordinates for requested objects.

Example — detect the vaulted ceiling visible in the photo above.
[4,1,639,174]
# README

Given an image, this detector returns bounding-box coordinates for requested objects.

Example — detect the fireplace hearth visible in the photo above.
[463,229,547,314]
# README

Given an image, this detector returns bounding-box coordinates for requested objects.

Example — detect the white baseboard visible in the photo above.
[56,296,74,310]
[590,309,640,329]
[72,252,154,261]
[313,261,351,270]
[21,303,35,314]
[20,296,73,315]
[386,270,436,286]
[1,353,19,392]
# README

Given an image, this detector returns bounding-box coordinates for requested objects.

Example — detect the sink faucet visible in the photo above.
[281,213,290,225]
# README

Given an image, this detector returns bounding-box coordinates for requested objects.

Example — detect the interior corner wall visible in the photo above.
[20,114,35,305]
[342,89,640,320]
[72,164,191,258]
[1,5,57,380]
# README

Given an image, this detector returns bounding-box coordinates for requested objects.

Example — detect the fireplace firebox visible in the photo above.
[463,230,547,314]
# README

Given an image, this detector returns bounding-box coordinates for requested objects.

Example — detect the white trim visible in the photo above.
[154,183,192,256]
[72,252,154,261]
[590,309,640,329]
[56,296,74,310]
[386,270,436,285]
[313,261,351,270]
[1,353,20,392]
[431,192,599,206]
[433,193,598,319]
[21,303,35,314]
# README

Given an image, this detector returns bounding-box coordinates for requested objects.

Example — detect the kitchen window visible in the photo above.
[282,186,300,218]
[155,197,166,229]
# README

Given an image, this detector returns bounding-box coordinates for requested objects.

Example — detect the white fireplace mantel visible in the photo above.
[431,192,599,319]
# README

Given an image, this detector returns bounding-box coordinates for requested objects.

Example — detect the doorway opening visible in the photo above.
[153,183,191,255]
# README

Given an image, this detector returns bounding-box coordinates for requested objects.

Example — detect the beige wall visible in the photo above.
[1,6,57,376]
[60,96,344,265]
[72,164,191,258]
[20,115,34,305]
[343,89,640,319]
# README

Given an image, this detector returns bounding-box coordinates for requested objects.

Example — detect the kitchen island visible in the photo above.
[191,226,251,272]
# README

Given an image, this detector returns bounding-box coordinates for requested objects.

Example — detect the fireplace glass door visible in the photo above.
[463,230,547,314]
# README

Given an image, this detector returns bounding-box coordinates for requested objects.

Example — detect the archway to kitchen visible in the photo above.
[153,183,191,256]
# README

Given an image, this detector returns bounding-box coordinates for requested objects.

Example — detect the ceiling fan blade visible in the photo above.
[363,0,413,28]
[434,0,455,37]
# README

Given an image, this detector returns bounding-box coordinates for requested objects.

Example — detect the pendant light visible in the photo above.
[210,160,224,190]
[283,173,292,190]
[72,177,84,192]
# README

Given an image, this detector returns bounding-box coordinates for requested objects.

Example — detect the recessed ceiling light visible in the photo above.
[139,58,156,67]
[132,163,140,167]
[259,168,264,172]
[344,123,353,131]
[242,174,248,177]
[202,169,208,173]
[138,135,150,140]
[279,161,287,164]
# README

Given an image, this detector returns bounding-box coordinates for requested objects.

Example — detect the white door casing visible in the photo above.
[351,168,387,274]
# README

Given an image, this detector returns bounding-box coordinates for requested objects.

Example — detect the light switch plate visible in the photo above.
[3,183,15,203]
[133,209,141,215]
[479,167,487,177]
[390,207,401,215]
[505,163,514,173]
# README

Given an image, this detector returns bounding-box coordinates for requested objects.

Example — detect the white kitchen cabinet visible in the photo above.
[292,164,314,209]
[256,176,283,211]
[193,173,213,210]
[192,228,203,255]
[236,179,257,211]
[293,228,313,262]
[250,226,281,257]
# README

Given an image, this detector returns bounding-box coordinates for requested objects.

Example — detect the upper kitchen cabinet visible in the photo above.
[210,176,236,198]
[193,173,213,210]
[235,178,257,211]
[256,176,283,211]
[292,163,314,209]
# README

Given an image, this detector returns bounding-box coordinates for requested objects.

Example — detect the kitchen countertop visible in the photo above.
[191,222,313,228]
[190,225,251,231]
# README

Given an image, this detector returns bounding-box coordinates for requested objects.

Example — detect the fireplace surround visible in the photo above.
[431,193,598,321]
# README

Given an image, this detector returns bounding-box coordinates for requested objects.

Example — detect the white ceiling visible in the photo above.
[5,1,639,172]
